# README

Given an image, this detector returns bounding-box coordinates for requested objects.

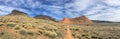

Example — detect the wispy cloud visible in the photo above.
[0,0,120,21]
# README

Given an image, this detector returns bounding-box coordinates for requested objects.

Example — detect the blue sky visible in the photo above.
[0,0,120,22]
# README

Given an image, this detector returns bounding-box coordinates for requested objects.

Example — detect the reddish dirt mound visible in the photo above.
[60,16,93,24]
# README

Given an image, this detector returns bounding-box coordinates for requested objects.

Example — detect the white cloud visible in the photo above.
[0,5,15,16]
[1,0,120,22]
[0,5,15,12]
[0,11,9,16]
[104,0,120,6]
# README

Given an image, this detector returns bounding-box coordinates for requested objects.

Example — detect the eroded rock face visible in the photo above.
[72,16,93,24]
[34,15,56,22]
[61,18,72,24]
[60,16,93,24]
[7,10,28,16]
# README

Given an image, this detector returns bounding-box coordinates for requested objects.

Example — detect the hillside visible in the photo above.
[0,10,120,39]
[34,15,56,22]
[60,16,93,24]
[0,10,63,39]
[7,10,28,16]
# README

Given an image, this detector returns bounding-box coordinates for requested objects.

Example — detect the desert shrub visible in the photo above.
[19,30,27,35]
[27,31,34,36]
[44,26,58,31]
[45,31,57,39]
[7,24,16,27]
[56,32,62,37]
[74,34,81,38]
[38,29,44,34]
[91,36,98,39]
[0,32,4,36]
[74,28,79,31]
[98,37,102,39]
[14,27,20,30]
[1,32,20,39]
[32,26,35,28]
[0,24,4,26]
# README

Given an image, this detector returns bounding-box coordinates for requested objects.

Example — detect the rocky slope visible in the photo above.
[60,16,93,24]
[34,15,56,22]
[7,10,28,16]
[0,10,120,39]
[61,18,72,24]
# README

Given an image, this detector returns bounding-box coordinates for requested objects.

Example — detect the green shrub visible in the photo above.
[38,30,44,34]
[14,27,20,30]
[49,32,57,39]
[45,31,57,39]
[75,28,79,31]
[0,32,4,36]
[7,24,16,27]
[56,32,62,37]
[27,31,34,36]
[19,30,27,35]
[1,32,20,39]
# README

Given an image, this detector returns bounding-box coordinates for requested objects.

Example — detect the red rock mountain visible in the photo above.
[61,18,71,24]
[60,16,93,24]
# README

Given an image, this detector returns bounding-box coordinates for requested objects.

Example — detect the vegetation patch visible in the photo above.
[19,29,27,35]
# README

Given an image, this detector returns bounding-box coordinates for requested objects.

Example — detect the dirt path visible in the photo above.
[64,26,73,39]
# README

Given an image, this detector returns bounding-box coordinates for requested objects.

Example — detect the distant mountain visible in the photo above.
[92,20,120,23]
[7,10,28,16]
[60,16,93,24]
[92,20,112,23]
[34,15,56,22]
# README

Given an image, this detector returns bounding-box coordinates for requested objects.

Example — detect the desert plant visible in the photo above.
[27,31,34,36]
[19,29,27,35]
[45,31,57,39]
[14,27,20,30]
[0,32,4,37]
[7,24,16,27]
[1,32,20,39]
[38,29,44,34]
[56,32,63,37]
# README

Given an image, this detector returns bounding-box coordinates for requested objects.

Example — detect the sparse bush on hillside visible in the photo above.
[0,32,21,39]
[27,31,34,36]
[70,28,80,31]
[56,32,63,37]
[19,29,27,35]
[7,24,16,27]
[45,31,57,39]
[0,32,4,36]
[38,29,44,34]
[14,27,20,30]
[44,26,58,31]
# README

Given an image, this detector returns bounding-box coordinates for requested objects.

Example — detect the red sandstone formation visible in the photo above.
[61,18,72,24]
[60,16,93,24]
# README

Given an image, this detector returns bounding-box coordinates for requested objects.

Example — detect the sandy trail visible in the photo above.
[64,26,73,39]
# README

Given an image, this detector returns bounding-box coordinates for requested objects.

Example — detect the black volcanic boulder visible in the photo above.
[34,15,56,22]
[7,10,28,16]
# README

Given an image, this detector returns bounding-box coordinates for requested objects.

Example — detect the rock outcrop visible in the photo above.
[34,15,56,22]
[60,16,93,24]
[61,18,71,24]
[7,10,28,16]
